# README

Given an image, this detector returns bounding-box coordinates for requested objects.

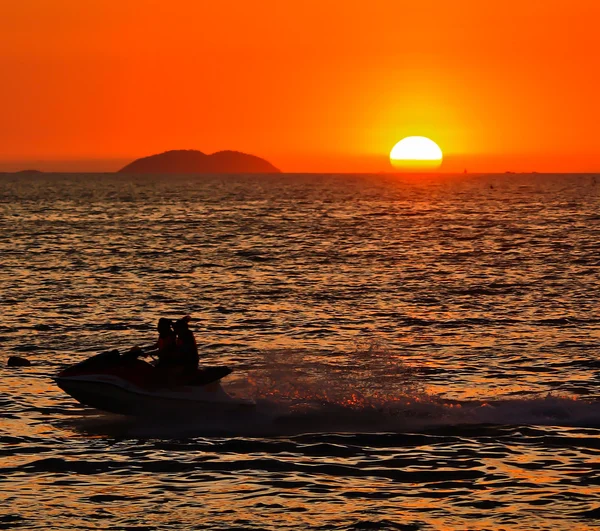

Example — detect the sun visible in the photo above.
[390,136,443,170]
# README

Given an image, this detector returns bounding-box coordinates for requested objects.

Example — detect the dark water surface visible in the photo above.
[1,173,599,530]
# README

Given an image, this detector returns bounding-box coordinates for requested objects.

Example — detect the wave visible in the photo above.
[57,393,600,441]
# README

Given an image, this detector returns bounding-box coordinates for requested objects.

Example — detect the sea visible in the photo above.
[1,172,599,530]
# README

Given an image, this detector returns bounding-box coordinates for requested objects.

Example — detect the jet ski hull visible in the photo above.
[55,375,253,417]
[54,351,254,416]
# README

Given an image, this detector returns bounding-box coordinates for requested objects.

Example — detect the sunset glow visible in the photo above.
[0,1,599,172]
[3,2,600,530]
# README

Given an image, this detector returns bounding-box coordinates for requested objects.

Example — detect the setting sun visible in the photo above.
[390,137,443,170]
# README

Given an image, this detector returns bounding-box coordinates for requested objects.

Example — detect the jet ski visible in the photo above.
[54,350,255,416]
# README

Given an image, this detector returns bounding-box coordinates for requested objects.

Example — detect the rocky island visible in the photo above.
[14,169,44,175]
[118,149,280,174]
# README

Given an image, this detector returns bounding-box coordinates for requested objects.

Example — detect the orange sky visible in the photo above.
[1,0,599,173]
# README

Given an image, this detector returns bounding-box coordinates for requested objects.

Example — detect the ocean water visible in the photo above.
[1,172,599,530]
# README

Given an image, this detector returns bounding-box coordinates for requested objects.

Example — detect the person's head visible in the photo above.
[174,315,192,333]
[157,318,173,335]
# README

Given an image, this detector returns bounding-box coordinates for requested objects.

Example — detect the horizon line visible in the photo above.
[2,170,600,176]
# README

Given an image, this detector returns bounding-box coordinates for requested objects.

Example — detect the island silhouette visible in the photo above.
[118,149,280,174]
[14,169,44,175]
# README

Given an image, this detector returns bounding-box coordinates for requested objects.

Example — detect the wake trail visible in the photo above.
[62,344,600,438]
